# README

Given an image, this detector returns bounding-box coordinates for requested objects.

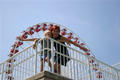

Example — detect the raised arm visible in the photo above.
[60,37,88,52]
[20,38,38,49]
[21,38,38,41]
[32,39,39,49]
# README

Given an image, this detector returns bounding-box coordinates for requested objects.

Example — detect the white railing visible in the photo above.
[112,63,120,70]
[0,37,120,80]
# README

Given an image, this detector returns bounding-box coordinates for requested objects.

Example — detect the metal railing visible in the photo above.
[112,63,120,70]
[0,37,120,80]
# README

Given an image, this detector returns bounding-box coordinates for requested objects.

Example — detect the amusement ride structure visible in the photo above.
[0,22,120,80]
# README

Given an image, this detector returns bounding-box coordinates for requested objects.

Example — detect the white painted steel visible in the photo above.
[0,37,120,80]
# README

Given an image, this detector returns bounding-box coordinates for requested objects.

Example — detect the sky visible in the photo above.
[0,0,120,65]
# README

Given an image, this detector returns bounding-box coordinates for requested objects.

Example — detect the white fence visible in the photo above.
[0,37,120,80]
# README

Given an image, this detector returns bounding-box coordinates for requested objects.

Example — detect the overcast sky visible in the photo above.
[0,0,120,65]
